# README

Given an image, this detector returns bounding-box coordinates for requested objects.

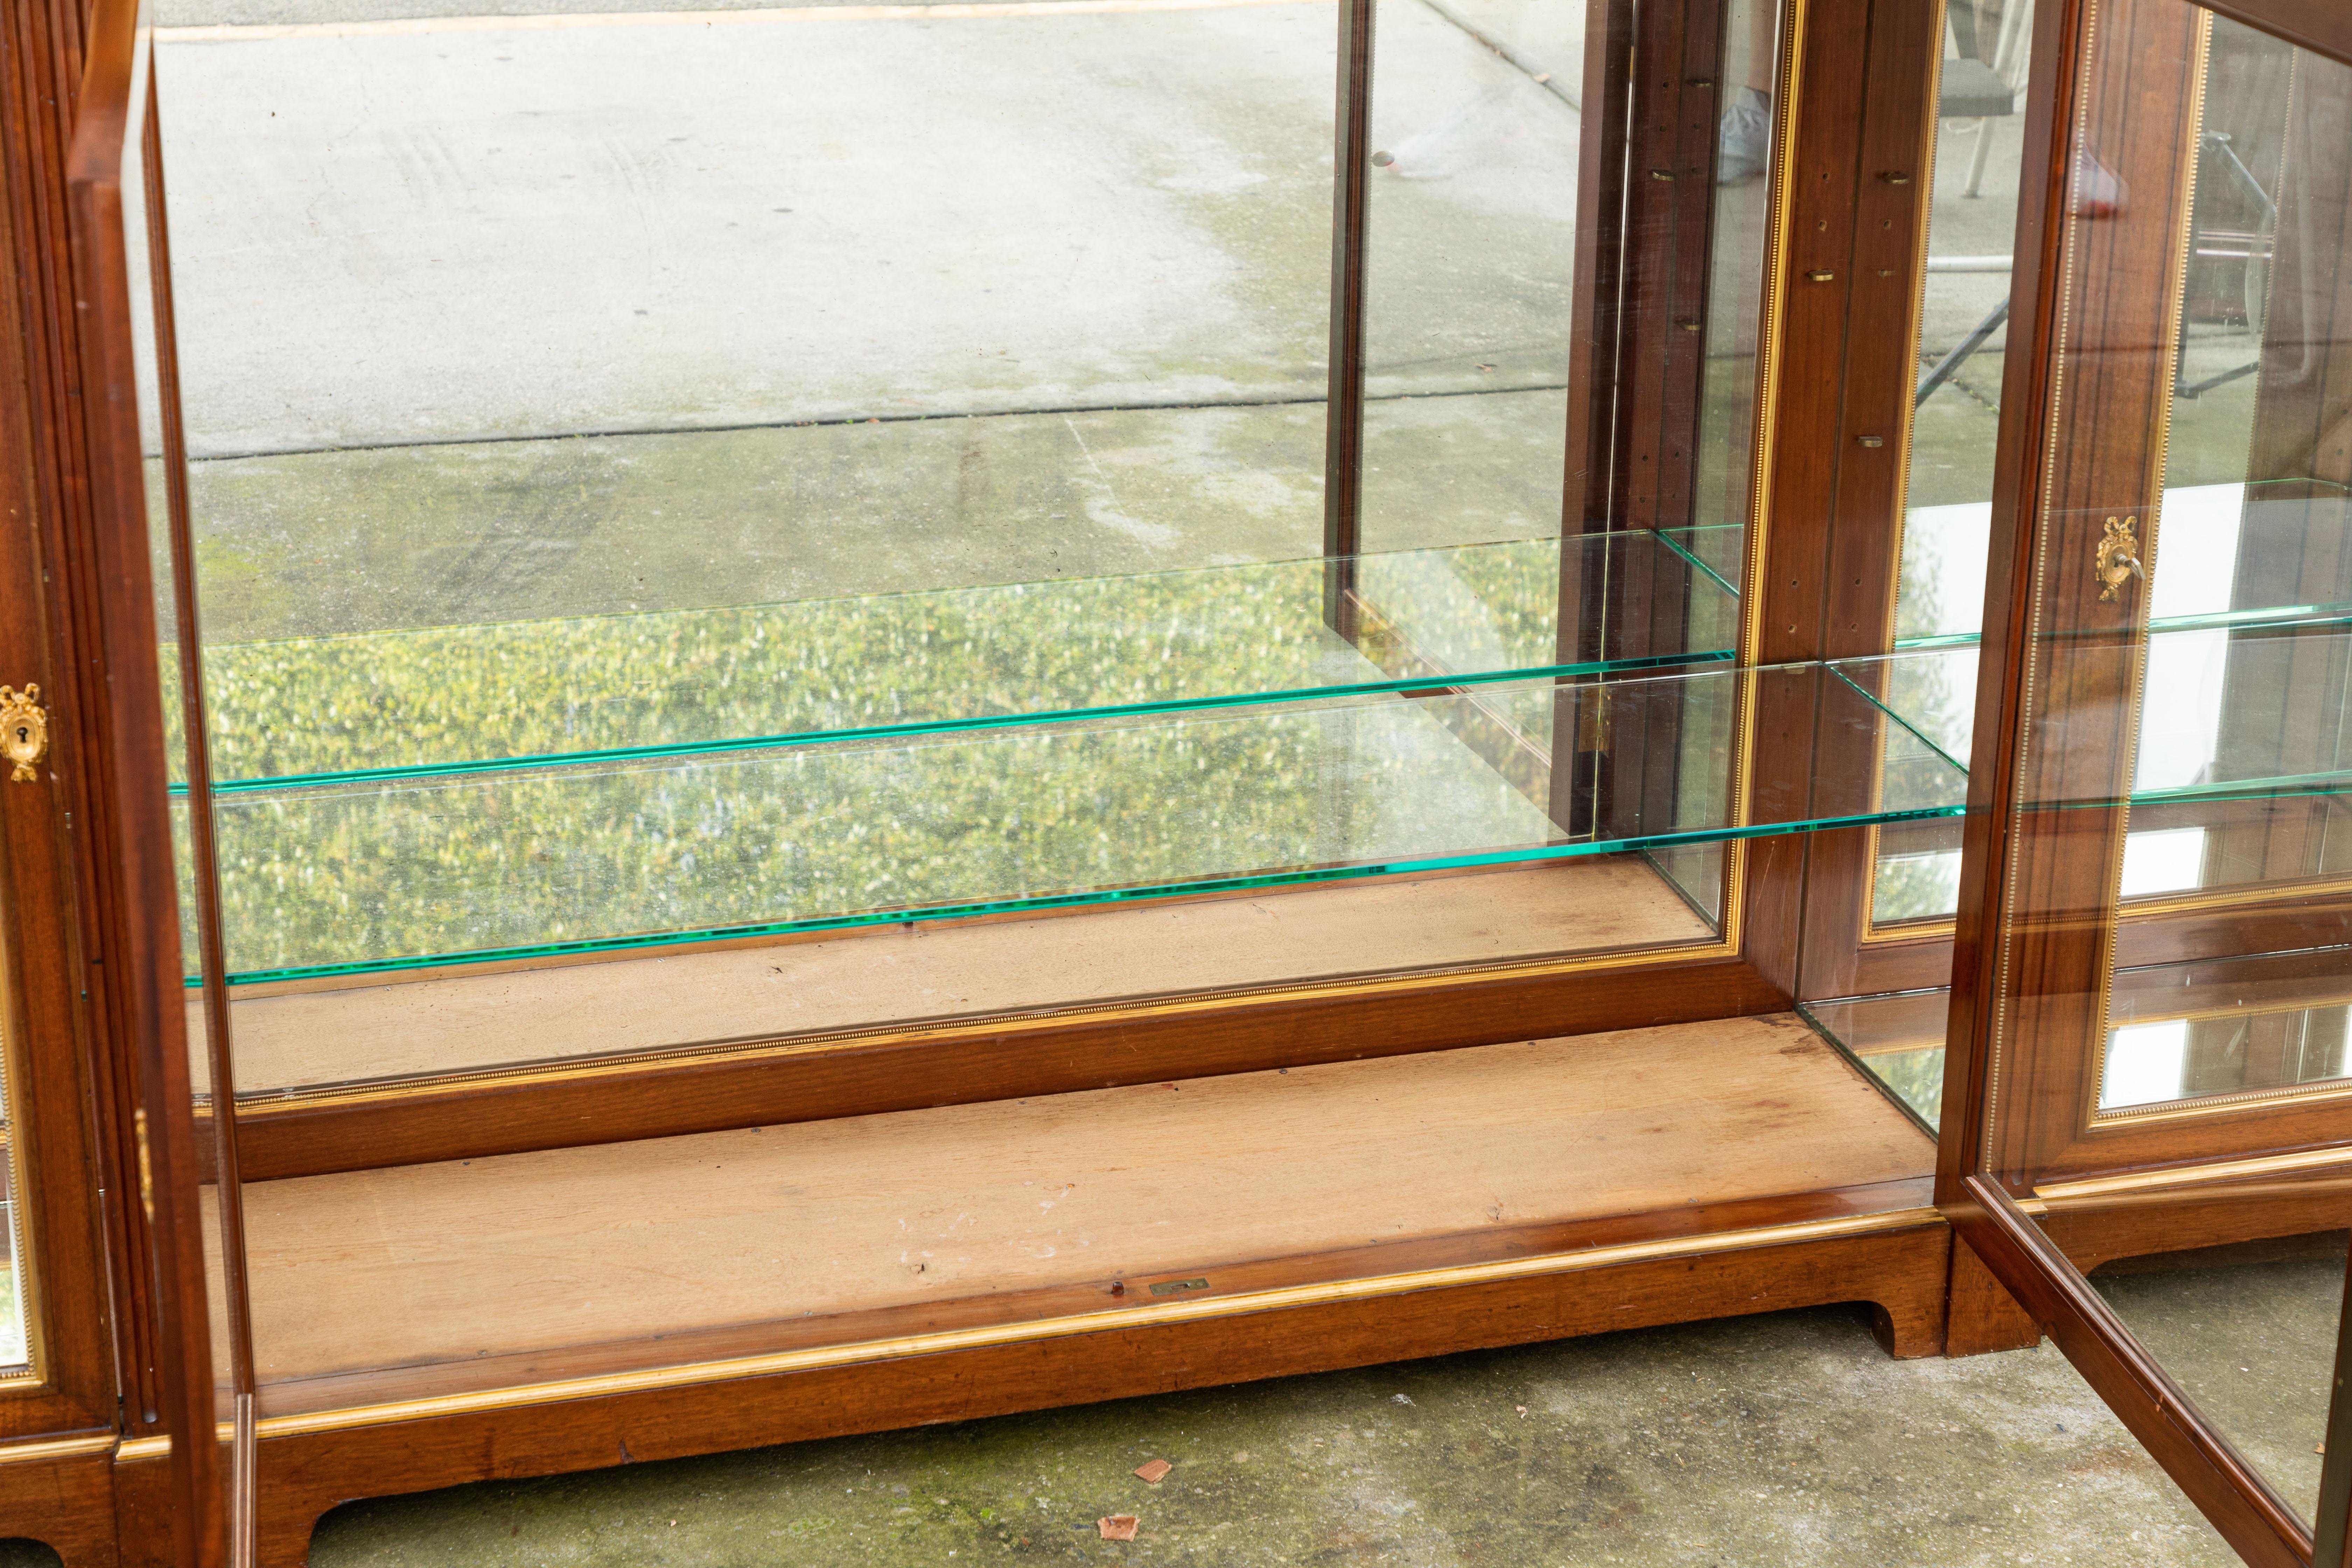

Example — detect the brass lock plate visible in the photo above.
[0,684,46,782]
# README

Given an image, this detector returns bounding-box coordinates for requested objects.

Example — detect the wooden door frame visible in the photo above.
[1957,0,2352,1188]
[1941,0,2352,1560]
[64,0,232,1556]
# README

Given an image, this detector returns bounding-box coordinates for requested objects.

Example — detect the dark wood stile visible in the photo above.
[1791,0,1945,1004]
[1735,0,1872,999]
[63,0,224,1556]
[0,0,125,1457]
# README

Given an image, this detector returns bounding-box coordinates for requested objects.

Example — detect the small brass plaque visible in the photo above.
[1149,1278,1210,1297]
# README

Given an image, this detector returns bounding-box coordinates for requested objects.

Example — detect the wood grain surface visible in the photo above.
[217,1013,1932,1387]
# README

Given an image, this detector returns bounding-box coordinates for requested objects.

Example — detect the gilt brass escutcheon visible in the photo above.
[0,684,47,782]
[2095,516,2145,603]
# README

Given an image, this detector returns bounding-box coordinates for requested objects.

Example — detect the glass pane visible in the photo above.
[1972,0,2352,1533]
[0,1018,28,1376]
[2096,1233,2349,1526]
[1686,0,1785,597]
[142,0,1797,1110]
[1983,0,2352,1146]
[1801,986,1946,1126]
[1360,0,1581,552]
[2090,8,2352,1112]
[148,0,1812,1104]
[156,4,1340,623]
[2102,950,2352,1113]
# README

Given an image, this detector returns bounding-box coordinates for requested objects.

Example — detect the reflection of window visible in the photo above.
[2102,1018,2189,1110]
[2119,826,2206,899]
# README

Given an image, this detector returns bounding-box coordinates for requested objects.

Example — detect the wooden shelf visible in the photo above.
[199,857,1716,1100]
[224,1012,1934,1420]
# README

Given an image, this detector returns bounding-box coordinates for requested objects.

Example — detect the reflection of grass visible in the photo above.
[1872,851,1960,924]
[182,700,1560,979]
[1862,1047,1945,1126]
[164,544,1585,980]
[166,541,1570,783]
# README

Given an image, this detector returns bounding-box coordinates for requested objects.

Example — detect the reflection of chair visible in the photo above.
[1914,256,2012,407]
[2177,131,2276,400]
[1947,0,2033,199]
[1916,126,2280,407]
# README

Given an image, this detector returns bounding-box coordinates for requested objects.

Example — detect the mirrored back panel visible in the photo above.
[135,0,1846,1102]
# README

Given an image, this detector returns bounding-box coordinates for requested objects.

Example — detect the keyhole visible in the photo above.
[12,726,26,746]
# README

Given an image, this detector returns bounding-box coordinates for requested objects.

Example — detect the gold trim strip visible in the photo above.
[192,1207,1940,1445]
[2114,870,2352,919]
[2036,1144,2352,1201]
[0,1432,115,1465]
[2090,1073,2352,1128]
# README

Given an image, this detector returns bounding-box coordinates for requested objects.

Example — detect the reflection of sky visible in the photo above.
[2120,482,2245,893]
[2101,1017,2187,1108]
[1893,502,1992,644]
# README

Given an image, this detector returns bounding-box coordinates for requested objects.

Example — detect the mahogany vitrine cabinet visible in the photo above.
[4,0,2352,1559]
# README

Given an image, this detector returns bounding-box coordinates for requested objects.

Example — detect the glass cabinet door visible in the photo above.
[1974,0,2352,1185]
[1948,0,2352,1559]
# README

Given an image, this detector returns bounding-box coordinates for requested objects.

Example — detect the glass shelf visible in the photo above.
[1861,622,2352,810]
[1801,989,1949,1129]
[1810,945,2352,1134]
[170,656,1965,986]
[163,530,1736,792]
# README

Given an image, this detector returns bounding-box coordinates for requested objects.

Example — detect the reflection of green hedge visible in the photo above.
[0,1245,22,1371]
[182,700,1559,978]
[1861,1047,1944,1126]
[165,541,1569,783]
[166,544,1581,978]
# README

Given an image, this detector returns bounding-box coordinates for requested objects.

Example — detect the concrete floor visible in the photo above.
[263,1250,2331,1566]
[299,1305,2244,1565]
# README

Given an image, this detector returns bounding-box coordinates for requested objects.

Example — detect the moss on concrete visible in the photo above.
[302,1306,2236,1568]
